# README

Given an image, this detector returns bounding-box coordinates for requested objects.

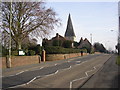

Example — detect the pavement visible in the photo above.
[1,54,113,89]
[81,55,120,88]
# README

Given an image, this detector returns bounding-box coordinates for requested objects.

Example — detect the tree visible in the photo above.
[74,41,79,48]
[2,2,61,50]
[82,44,91,53]
[52,40,62,46]
[94,42,106,53]
[63,40,72,48]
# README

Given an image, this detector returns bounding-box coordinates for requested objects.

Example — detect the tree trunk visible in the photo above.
[16,41,22,50]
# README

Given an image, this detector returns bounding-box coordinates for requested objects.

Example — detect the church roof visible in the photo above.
[65,14,75,37]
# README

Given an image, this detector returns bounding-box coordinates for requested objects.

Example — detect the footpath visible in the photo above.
[81,55,120,88]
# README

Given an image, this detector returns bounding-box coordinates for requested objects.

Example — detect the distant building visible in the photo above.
[78,37,92,53]
[64,14,76,41]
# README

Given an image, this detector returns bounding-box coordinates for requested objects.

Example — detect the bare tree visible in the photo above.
[2,1,61,50]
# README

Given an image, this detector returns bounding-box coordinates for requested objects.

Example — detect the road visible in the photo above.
[81,55,119,88]
[2,54,111,89]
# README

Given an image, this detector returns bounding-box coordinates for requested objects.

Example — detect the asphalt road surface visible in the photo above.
[2,54,111,89]
[81,55,119,88]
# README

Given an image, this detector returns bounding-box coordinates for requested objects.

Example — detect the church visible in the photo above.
[42,14,92,50]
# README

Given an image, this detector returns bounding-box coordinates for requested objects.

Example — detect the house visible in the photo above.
[42,33,66,47]
[78,37,92,53]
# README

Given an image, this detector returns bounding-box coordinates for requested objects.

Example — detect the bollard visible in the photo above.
[81,51,83,56]
[42,49,46,62]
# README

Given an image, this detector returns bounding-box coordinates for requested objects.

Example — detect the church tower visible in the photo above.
[64,14,76,41]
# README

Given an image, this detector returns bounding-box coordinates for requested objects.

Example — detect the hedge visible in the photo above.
[44,46,87,54]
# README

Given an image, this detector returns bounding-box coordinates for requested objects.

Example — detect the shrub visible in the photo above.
[44,46,87,54]
[63,40,72,48]
[52,40,62,46]
[12,51,18,56]
[116,56,120,66]
[28,50,35,56]
[28,44,44,55]
[0,45,8,57]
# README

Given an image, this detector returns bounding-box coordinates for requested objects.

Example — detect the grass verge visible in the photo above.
[116,56,120,66]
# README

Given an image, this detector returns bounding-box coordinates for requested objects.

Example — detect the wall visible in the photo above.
[1,53,88,68]
[46,53,88,61]
[1,55,40,68]
[0,57,7,68]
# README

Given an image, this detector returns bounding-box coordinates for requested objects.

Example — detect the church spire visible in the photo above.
[65,14,75,37]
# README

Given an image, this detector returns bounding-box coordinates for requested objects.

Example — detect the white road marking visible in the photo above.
[45,70,59,77]
[3,67,44,78]
[9,83,26,88]
[6,61,92,89]
[76,61,81,63]
[16,71,24,75]
[70,64,101,89]
[67,61,70,62]
[26,77,37,85]
[39,67,44,70]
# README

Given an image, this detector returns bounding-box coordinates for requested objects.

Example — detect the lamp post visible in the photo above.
[110,30,119,54]
[90,33,93,54]
[90,33,92,45]
[8,1,12,68]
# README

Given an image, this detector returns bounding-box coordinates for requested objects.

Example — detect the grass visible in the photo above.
[116,56,120,66]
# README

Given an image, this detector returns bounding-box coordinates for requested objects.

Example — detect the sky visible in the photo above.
[38,1,118,51]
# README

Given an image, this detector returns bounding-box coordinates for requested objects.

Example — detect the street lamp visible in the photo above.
[90,33,92,45]
[110,30,119,54]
